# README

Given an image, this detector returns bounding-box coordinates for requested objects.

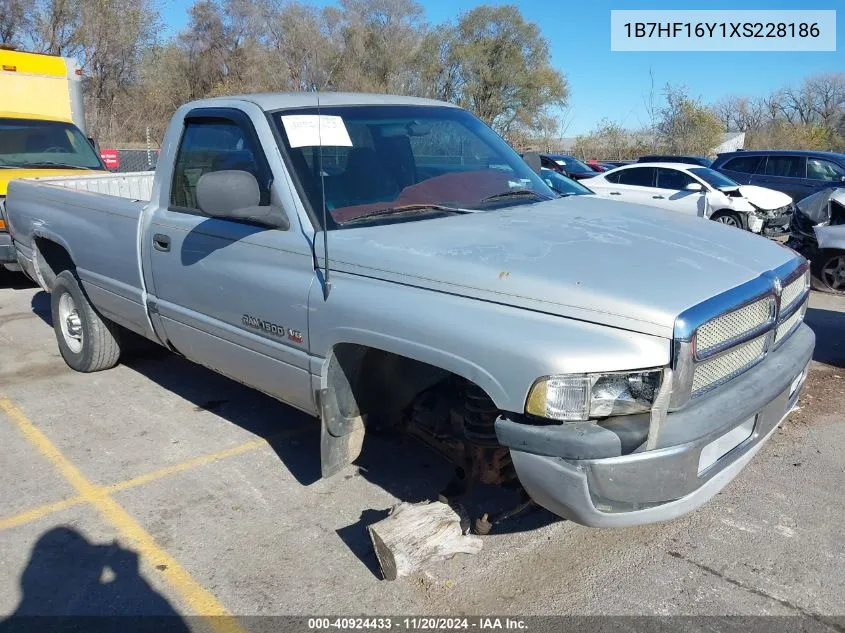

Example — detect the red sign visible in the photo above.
[100,149,119,170]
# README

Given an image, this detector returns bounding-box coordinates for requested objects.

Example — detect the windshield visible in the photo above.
[689,167,738,189]
[0,118,104,170]
[549,155,593,174]
[540,168,593,196]
[272,105,555,229]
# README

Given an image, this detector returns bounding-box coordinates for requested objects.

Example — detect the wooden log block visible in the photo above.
[367,501,483,580]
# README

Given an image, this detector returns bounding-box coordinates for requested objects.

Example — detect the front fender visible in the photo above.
[816,225,845,252]
[308,272,671,414]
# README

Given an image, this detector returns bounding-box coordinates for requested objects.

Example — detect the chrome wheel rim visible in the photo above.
[821,255,845,292]
[715,214,739,227]
[58,293,83,353]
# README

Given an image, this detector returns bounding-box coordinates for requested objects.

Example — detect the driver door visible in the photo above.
[146,108,316,413]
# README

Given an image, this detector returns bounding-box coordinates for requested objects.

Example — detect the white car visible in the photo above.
[582,162,794,235]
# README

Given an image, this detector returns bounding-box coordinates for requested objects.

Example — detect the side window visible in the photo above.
[724,156,762,174]
[656,168,696,190]
[617,167,655,187]
[604,171,622,184]
[807,157,845,182]
[762,156,806,179]
[171,119,269,211]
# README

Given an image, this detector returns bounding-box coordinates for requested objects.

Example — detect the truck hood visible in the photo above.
[0,169,105,196]
[720,185,792,210]
[327,196,796,338]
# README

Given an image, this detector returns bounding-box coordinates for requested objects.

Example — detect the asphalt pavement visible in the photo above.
[1,272,843,628]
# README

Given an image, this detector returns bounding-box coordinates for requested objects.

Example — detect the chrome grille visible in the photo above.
[775,300,807,344]
[694,296,773,357]
[692,335,767,395]
[779,270,809,316]
[673,258,809,409]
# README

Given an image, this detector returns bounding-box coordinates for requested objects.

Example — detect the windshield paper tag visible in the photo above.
[281,115,353,148]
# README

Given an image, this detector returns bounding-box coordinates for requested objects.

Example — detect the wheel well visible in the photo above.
[326,343,504,425]
[321,345,510,480]
[34,238,75,291]
[328,344,453,423]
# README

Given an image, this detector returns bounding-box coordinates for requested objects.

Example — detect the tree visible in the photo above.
[258,0,335,92]
[444,4,568,138]
[417,26,461,102]
[336,0,428,93]
[532,106,571,152]
[77,0,160,141]
[806,73,845,125]
[655,84,722,156]
[0,0,33,45]
[25,0,83,55]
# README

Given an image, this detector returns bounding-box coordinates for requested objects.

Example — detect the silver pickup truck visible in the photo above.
[6,93,815,528]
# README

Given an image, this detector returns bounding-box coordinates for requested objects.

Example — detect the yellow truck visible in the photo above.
[1,46,106,270]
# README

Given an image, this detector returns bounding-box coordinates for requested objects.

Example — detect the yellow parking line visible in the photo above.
[1,423,311,531]
[0,496,87,530]
[106,438,269,494]
[0,398,247,633]
[107,423,310,494]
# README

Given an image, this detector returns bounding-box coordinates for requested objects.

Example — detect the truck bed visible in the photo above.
[6,172,154,338]
[24,171,155,201]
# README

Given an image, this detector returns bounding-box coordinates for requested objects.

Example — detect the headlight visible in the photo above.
[525,370,663,422]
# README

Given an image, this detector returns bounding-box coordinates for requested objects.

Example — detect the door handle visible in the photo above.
[153,233,171,252]
[652,195,665,199]
[609,191,622,196]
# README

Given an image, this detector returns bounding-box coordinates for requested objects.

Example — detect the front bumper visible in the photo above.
[0,232,16,268]
[762,212,793,237]
[0,196,17,269]
[498,324,815,527]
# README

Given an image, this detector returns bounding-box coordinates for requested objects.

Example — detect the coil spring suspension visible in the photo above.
[461,382,499,445]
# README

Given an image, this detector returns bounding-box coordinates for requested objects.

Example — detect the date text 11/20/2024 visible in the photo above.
[307,618,528,630]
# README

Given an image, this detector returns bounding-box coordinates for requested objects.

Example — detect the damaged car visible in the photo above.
[786,187,845,295]
[583,163,794,236]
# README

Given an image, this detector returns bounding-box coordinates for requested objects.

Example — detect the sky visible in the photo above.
[159,0,844,135]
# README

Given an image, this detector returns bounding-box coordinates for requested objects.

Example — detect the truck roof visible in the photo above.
[0,48,76,78]
[185,92,460,112]
[0,110,73,123]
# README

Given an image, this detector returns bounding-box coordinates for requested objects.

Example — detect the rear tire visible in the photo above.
[812,250,845,296]
[51,270,121,372]
[710,211,744,230]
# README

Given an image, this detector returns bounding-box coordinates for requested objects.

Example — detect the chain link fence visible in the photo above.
[99,148,159,173]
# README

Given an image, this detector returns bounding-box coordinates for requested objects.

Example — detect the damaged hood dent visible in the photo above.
[327,196,796,338]
[720,185,792,211]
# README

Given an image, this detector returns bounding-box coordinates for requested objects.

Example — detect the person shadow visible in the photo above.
[0,526,190,633]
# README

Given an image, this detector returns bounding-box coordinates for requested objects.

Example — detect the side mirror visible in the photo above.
[839,175,845,183]
[684,182,704,192]
[522,151,542,176]
[196,170,288,229]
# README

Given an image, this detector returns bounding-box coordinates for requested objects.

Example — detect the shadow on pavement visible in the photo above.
[30,291,51,324]
[805,307,845,368]
[0,526,189,632]
[0,270,36,290]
